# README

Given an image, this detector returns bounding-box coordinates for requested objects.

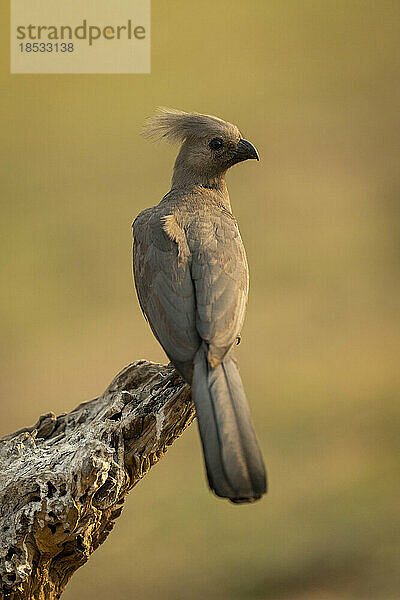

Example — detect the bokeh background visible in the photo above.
[1,1,399,599]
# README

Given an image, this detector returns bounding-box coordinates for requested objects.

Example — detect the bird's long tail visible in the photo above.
[192,343,267,503]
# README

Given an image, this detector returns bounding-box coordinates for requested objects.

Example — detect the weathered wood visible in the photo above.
[0,361,195,600]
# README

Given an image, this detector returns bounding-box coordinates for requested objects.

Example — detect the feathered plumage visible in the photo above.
[133,108,266,503]
[142,107,240,143]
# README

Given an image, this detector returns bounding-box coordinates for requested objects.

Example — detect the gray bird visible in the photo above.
[132,108,267,503]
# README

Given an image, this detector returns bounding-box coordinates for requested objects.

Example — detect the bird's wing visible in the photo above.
[188,209,249,366]
[132,207,200,369]
[133,203,248,371]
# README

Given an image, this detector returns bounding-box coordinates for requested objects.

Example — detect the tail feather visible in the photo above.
[192,343,267,503]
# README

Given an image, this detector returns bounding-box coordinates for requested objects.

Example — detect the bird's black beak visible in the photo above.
[235,138,259,163]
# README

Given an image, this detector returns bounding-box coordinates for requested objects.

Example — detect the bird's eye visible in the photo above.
[209,137,224,150]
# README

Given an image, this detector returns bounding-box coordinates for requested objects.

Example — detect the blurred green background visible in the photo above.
[1,1,399,599]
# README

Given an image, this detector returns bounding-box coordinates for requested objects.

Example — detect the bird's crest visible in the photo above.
[143,108,239,143]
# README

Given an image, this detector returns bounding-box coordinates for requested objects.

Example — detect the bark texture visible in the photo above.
[0,361,194,600]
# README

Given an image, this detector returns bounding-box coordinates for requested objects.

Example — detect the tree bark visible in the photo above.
[0,361,195,600]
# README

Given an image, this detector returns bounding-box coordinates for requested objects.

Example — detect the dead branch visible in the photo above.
[0,361,194,600]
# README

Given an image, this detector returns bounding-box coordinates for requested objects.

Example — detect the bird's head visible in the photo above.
[143,108,259,188]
